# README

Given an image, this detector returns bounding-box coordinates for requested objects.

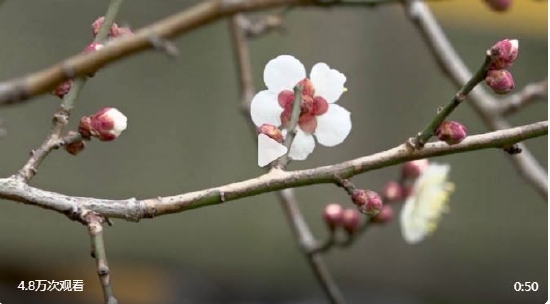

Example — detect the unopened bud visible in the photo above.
[436,121,468,145]
[351,189,383,215]
[52,80,73,99]
[402,159,429,179]
[78,107,127,141]
[92,16,119,38]
[258,124,284,143]
[84,42,104,53]
[64,131,86,155]
[323,204,344,231]
[383,181,404,202]
[372,205,394,224]
[342,209,361,234]
[486,69,515,94]
[484,0,512,12]
[490,39,519,69]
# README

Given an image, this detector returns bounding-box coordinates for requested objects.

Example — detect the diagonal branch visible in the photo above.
[498,79,548,116]
[1,121,546,221]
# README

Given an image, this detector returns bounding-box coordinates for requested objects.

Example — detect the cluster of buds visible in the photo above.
[78,107,128,141]
[257,123,283,143]
[484,0,512,12]
[486,39,518,94]
[323,204,362,234]
[436,120,468,145]
[92,16,134,39]
[52,17,134,99]
[351,189,383,215]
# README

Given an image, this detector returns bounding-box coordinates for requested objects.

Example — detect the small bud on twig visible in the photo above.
[52,80,73,99]
[257,123,284,143]
[490,39,519,69]
[78,107,128,141]
[486,69,515,94]
[342,209,361,235]
[372,205,394,224]
[323,204,344,231]
[436,120,468,145]
[402,159,429,179]
[64,131,86,156]
[351,189,383,215]
[484,0,512,12]
[383,181,404,202]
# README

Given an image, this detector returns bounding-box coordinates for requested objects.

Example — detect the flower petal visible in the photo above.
[250,90,283,127]
[310,63,346,103]
[288,129,315,160]
[314,104,351,147]
[264,55,306,92]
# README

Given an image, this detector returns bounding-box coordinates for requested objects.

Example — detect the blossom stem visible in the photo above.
[412,53,492,148]
[275,85,303,168]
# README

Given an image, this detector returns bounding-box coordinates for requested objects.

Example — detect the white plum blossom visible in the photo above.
[400,163,455,244]
[250,55,352,160]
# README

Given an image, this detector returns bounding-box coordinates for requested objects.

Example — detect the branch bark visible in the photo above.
[1,121,546,221]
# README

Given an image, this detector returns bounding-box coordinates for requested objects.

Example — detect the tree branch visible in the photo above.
[1,121,546,221]
[82,212,117,304]
[404,0,548,198]
[499,79,548,116]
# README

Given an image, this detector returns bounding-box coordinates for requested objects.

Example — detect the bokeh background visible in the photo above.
[0,1,547,303]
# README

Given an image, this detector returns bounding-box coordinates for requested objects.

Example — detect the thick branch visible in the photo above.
[1,121,546,221]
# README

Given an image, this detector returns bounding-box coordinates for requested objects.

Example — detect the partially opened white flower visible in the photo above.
[250,55,352,160]
[400,163,455,244]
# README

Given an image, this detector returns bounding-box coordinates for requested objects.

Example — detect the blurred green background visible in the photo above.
[0,1,547,303]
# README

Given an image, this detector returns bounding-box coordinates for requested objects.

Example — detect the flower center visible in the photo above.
[278,78,329,133]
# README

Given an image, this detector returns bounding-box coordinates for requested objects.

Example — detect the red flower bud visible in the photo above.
[383,181,404,202]
[372,205,393,224]
[342,209,362,234]
[436,121,468,145]
[351,189,383,215]
[484,0,512,12]
[92,16,120,38]
[323,204,344,231]
[84,42,104,53]
[52,80,73,99]
[64,131,86,156]
[486,69,515,94]
[490,39,519,69]
[78,107,127,141]
[257,124,284,143]
[402,159,429,179]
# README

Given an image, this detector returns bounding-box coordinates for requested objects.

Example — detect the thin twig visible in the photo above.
[0,121,546,221]
[13,0,125,182]
[499,79,548,116]
[229,17,346,304]
[412,53,492,147]
[83,212,118,304]
[404,0,548,198]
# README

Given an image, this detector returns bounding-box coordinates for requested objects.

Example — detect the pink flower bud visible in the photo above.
[113,27,134,37]
[490,39,519,69]
[486,69,515,94]
[323,204,344,231]
[342,209,362,234]
[402,159,429,179]
[372,205,393,224]
[484,0,512,12]
[52,80,73,99]
[257,123,284,143]
[436,121,468,145]
[78,107,127,141]
[383,181,404,202]
[92,16,120,38]
[84,42,104,53]
[351,189,383,215]
[64,131,86,156]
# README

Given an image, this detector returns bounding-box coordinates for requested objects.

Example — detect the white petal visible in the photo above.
[310,63,346,103]
[250,90,283,127]
[264,55,306,92]
[314,104,351,147]
[288,129,315,160]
